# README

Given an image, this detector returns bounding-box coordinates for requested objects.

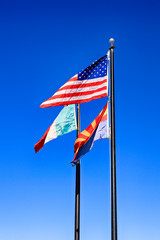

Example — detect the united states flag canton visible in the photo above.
[78,55,107,80]
[40,54,108,108]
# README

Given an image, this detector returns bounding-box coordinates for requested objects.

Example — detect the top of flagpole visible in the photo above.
[109,38,114,44]
[109,38,115,49]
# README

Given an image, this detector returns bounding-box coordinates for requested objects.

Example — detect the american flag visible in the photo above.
[40,54,108,108]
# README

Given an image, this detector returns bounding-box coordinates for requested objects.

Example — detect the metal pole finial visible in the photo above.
[109,38,115,45]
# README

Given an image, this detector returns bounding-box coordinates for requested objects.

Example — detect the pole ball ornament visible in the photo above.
[109,38,115,44]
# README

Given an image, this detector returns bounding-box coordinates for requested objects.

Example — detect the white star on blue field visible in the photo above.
[78,55,107,79]
[0,0,160,240]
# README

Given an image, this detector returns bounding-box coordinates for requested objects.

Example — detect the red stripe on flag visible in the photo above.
[40,93,107,108]
[34,126,51,153]
[59,79,107,90]
[101,113,107,121]
[46,86,107,100]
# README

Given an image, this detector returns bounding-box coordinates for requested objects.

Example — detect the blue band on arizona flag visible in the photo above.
[72,126,98,165]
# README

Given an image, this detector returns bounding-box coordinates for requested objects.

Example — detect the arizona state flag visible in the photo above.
[71,102,110,166]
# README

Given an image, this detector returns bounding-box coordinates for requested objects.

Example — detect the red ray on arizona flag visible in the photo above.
[71,102,110,166]
[40,54,108,108]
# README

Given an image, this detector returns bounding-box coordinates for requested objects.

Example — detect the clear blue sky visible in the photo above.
[0,0,160,240]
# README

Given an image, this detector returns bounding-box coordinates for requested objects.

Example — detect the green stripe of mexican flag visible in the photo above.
[34,104,77,153]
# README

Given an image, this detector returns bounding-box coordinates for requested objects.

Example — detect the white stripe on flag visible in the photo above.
[42,89,107,105]
[53,82,107,95]
[44,122,57,144]
[62,75,107,87]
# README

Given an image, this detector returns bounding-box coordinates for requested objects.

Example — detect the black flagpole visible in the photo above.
[75,103,81,240]
[109,38,118,240]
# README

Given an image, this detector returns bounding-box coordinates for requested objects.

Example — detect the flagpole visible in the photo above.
[75,103,81,240]
[109,38,118,240]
